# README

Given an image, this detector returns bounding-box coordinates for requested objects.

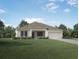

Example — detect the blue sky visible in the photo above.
[0,0,78,28]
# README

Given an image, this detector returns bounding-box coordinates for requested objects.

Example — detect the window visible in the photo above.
[37,31,44,36]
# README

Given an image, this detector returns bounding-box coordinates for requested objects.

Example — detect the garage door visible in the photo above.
[48,32,62,39]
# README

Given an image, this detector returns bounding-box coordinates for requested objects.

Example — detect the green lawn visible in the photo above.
[0,39,78,59]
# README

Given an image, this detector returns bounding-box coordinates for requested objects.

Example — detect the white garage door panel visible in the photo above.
[48,32,62,39]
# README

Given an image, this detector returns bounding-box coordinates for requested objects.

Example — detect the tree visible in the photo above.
[19,20,28,27]
[74,24,78,30]
[59,24,70,38]
[0,20,5,38]
[71,24,78,38]
[0,20,4,27]
[4,26,15,38]
[59,24,67,30]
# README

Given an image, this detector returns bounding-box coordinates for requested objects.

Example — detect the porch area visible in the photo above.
[32,31,45,38]
[19,29,48,38]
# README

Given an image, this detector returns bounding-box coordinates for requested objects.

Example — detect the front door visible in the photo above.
[32,32,34,38]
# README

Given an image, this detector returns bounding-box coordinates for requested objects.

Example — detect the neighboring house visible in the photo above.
[15,22,63,39]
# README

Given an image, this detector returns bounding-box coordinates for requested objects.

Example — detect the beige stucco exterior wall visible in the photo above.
[15,30,21,37]
[27,29,32,37]
[15,28,63,39]
[45,30,48,37]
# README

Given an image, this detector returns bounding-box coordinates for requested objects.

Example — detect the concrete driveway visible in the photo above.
[53,39,78,45]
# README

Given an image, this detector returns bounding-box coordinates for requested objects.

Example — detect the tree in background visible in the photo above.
[71,24,78,38]
[59,24,78,39]
[67,28,73,38]
[58,24,67,30]
[19,20,29,27]
[4,26,15,38]
[59,24,69,38]
[0,20,5,38]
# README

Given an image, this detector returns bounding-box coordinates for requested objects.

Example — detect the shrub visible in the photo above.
[13,37,20,40]
[38,36,48,39]
[27,37,32,39]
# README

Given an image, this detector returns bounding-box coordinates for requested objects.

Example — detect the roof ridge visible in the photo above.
[16,21,61,30]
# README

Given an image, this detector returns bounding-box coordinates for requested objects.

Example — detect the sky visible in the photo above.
[0,0,78,28]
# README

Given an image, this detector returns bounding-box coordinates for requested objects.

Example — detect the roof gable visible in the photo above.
[17,22,61,31]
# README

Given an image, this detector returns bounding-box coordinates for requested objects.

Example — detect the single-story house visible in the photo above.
[15,22,63,39]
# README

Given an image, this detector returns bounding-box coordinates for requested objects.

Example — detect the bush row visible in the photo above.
[13,37,49,40]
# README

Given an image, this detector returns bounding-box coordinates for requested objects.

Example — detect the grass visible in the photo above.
[0,38,78,59]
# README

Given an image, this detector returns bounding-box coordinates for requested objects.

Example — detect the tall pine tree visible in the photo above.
[0,20,5,38]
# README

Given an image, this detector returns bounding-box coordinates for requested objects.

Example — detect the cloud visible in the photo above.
[0,9,5,14]
[67,0,78,7]
[42,0,78,13]
[23,17,60,27]
[49,0,56,2]
[0,19,11,27]
[23,17,45,23]
[49,0,64,2]
[44,2,59,13]
[64,8,70,12]
[5,24,11,27]
[59,0,64,2]
[48,0,77,7]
